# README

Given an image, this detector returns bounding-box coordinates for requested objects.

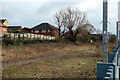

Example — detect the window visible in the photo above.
[48,30,50,32]
[3,28,6,31]
[42,30,46,33]
[35,30,39,33]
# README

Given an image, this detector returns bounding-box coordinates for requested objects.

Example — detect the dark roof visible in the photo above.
[0,19,6,24]
[23,27,31,30]
[7,26,21,31]
[22,27,31,32]
[31,23,58,30]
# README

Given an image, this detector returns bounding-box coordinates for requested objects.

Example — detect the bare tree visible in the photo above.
[54,10,65,37]
[54,7,95,41]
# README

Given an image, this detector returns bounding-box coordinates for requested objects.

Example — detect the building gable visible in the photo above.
[0,19,9,26]
[3,20,9,26]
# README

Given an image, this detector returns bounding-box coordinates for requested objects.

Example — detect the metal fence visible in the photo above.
[97,46,120,80]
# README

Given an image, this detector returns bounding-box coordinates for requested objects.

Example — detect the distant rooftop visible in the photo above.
[7,26,22,31]
[0,19,6,24]
[31,23,58,30]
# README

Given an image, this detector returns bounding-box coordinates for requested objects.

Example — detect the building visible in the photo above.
[31,23,59,37]
[0,19,9,26]
[22,27,31,33]
[0,23,7,33]
[7,26,22,33]
[0,19,9,33]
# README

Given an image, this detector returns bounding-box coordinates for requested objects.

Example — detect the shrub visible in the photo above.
[2,54,5,56]
[109,35,116,43]
[74,41,80,45]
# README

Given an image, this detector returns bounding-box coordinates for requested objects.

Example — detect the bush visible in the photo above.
[2,40,14,46]
[109,35,116,43]
[74,41,80,45]
[89,34,102,42]
[2,54,5,56]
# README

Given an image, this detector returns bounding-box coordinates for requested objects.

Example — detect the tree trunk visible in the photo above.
[59,26,61,37]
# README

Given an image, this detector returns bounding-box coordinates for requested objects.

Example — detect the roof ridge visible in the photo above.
[0,19,6,20]
[48,23,58,29]
[32,23,49,29]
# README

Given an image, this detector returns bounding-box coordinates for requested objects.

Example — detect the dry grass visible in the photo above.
[2,42,99,61]
[2,42,115,78]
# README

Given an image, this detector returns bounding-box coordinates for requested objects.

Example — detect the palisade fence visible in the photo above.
[97,46,120,80]
[2,33,56,41]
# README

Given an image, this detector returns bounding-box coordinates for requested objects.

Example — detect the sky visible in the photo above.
[0,0,119,34]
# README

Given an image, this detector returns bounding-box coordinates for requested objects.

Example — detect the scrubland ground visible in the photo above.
[2,42,116,78]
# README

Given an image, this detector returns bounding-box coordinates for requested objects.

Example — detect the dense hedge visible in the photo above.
[2,40,59,46]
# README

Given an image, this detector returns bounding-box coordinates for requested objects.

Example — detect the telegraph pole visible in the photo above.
[117,1,120,47]
[103,0,108,62]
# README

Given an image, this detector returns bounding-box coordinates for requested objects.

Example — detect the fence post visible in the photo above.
[8,34,11,39]
[40,35,41,40]
[23,33,24,40]
[27,34,28,40]
[51,35,52,40]
[34,34,35,40]
[46,36,47,40]
[3,33,5,40]
[30,34,31,40]
[14,33,15,41]
[37,34,38,40]
[18,34,20,41]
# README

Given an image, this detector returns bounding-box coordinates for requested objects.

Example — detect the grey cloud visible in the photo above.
[0,1,118,34]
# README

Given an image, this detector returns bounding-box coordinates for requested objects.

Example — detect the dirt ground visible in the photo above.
[2,42,115,78]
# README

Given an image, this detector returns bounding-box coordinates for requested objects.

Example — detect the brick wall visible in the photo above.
[31,29,59,37]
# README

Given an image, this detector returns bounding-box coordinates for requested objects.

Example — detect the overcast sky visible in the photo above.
[0,0,119,34]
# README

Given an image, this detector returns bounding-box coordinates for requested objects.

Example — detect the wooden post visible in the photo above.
[34,34,35,40]
[3,33,5,40]
[40,35,41,40]
[37,34,38,40]
[46,36,47,40]
[18,34,20,41]
[23,33,24,40]
[30,34,31,40]
[8,34,11,39]
[39,35,41,40]
[43,36,45,40]
[14,33,15,41]
[51,35,52,40]
[27,34,28,40]
[46,36,48,40]
[38,35,39,40]
[8,33,10,40]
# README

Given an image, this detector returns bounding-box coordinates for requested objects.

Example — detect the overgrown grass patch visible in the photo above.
[3,55,101,78]
[2,42,109,78]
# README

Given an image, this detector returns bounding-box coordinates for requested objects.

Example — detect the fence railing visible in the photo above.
[1,33,56,40]
[97,46,120,80]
